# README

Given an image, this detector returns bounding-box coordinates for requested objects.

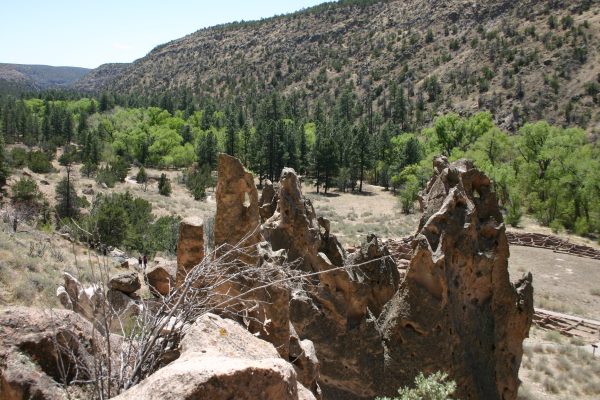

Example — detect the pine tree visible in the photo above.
[0,127,7,190]
[197,131,218,170]
[353,122,371,192]
[55,177,79,219]
[158,173,172,196]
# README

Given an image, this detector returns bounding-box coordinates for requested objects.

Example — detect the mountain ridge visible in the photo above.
[0,63,90,91]
[77,0,600,132]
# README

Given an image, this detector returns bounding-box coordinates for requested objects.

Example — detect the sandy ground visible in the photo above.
[509,246,600,320]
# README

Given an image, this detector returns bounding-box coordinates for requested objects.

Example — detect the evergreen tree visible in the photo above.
[158,173,172,196]
[0,127,7,190]
[136,166,148,191]
[55,177,79,219]
[353,121,371,192]
[197,131,218,169]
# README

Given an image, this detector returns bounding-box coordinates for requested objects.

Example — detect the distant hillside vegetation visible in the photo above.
[73,63,130,92]
[0,63,90,91]
[75,0,600,133]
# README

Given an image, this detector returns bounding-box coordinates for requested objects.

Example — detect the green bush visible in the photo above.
[11,177,42,204]
[158,173,172,196]
[505,196,522,227]
[9,148,28,168]
[28,151,53,173]
[376,372,456,400]
[96,166,117,188]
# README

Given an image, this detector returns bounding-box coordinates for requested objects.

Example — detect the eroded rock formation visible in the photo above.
[176,216,204,287]
[214,153,261,264]
[257,158,532,399]
[378,156,533,400]
[40,154,532,400]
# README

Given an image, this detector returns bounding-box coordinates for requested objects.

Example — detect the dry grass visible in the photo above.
[0,219,124,308]
[305,183,420,246]
[509,246,600,320]
[519,327,600,400]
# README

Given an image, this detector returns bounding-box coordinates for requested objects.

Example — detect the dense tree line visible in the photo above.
[0,89,599,239]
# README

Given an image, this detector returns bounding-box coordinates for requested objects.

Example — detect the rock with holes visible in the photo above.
[259,179,278,222]
[378,157,534,400]
[113,313,315,400]
[266,159,531,400]
[0,307,121,400]
[263,168,398,399]
[214,153,261,264]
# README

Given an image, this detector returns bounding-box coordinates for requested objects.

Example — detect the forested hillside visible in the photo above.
[76,0,600,134]
[0,63,90,91]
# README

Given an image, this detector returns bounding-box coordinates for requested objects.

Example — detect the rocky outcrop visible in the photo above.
[135,155,531,400]
[58,272,142,333]
[114,313,315,400]
[378,157,533,400]
[259,179,278,222]
[259,159,532,399]
[0,307,120,400]
[176,216,204,287]
[146,261,176,296]
[57,272,103,323]
[214,153,260,264]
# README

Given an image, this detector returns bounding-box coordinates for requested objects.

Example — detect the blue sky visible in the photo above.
[1,0,325,69]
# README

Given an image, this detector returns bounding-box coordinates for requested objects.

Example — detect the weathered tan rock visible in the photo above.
[0,307,120,400]
[176,216,204,287]
[146,261,176,296]
[58,272,103,323]
[377,157,534,400]
[290,324,321,399]
[114,313,315,400]
[262,168,328,274]
[265,161,531,400]
[106,289,141,331]
[109,272,141,294]
[259,179,278,221]
[214,153,261,264]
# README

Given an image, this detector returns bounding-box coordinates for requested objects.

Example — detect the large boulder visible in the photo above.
[214,153,261,264]
[0,307,120,400]
[114,313,315,400]
[176,216,204,287]
[109,272,141,294]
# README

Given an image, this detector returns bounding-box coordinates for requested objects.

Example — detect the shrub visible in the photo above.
[136,166,148,184]
[183,165,213,200]
[158,173,172,196]
[376,371,457,400]
[11,177,42,204]
[9,147,28,168]
[96,166,117,188]
[27,151,53,173]
[505,196,523,227]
